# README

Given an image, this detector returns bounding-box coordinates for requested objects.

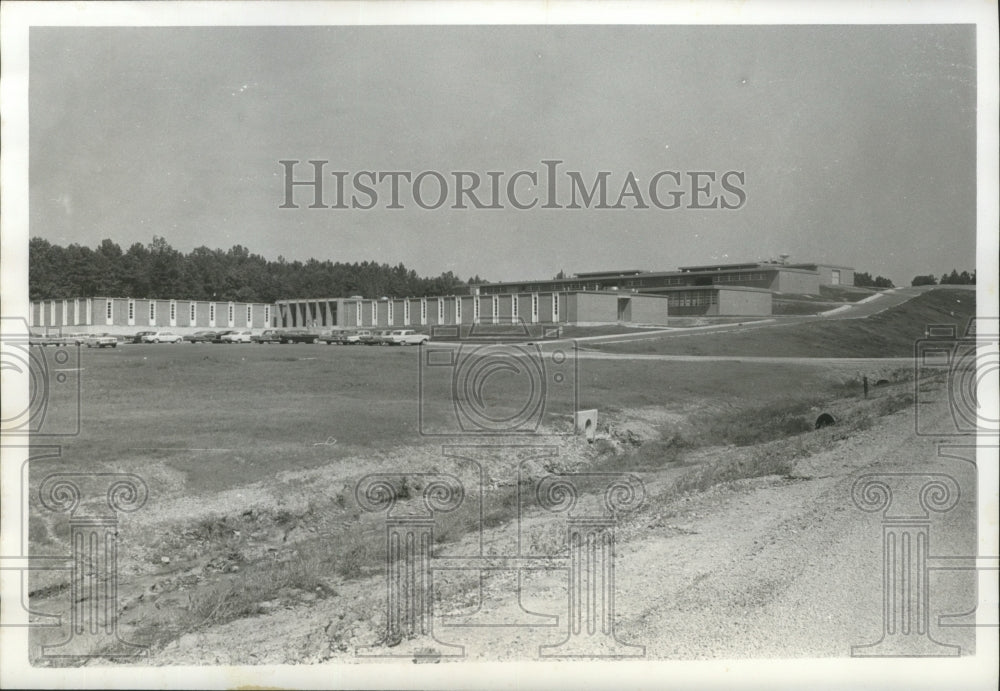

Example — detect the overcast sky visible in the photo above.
[30,25,975,286]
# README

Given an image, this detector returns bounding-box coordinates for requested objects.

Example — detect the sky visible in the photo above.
[29,24,976,286]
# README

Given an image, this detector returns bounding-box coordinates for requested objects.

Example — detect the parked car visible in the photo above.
[132,331,156,344]
[62,332,91,346]
[219,330,253,344]
[363,329,394,346]
[387,329,431,346]
[83,333,118,348]
[141,331,183,344]
[346,330,372,345]
[252,330,283,344]
[276,328,319,344]
[29,331,64,347]
[319,329,355,345]
[184,330,219,343]
[210,330,237,343]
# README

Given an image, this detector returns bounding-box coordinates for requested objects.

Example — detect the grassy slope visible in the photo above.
[591,287,976,357]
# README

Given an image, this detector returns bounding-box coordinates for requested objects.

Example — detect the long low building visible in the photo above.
[28,297,274,335]
[29,283,774,336]
[476,261,853,297]
[274,285,771,329]
[276,291,672,328]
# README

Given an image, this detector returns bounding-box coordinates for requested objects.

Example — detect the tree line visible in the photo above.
[856,269,976,289]
[29,236,476,303]
[852,271,895,289]
[911,269,976,287]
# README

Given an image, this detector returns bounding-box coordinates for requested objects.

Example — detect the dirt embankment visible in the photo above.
[28,375,977,664]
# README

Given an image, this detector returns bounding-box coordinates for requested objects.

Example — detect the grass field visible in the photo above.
[23,290,951,660]
[28,341,886,492]
[591,287,976,357]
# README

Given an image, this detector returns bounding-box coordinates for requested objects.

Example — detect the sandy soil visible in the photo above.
[25,376,980,666]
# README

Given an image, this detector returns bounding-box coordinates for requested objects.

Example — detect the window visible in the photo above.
[455,298,462,322]
[492,296,499,324]
[127,299,135,325]
[247,305,253,325]
[473,297,480,323]
[420,299,427,325]
[62,300,68,326]
[107,300,114,321]
[209,303,216,326]
[437,299,444,323]
[531,293,539,323]
[387,301,394,324]
[511,294,519,321]
[265,305,271,327]
[170,300,177,326]
[371,301,377,324]
[190,302,197,325]
[403,300,410,325]
[552,294,559,321]
[831,270,841,285]
[227,303,235,327]
[149,301,156,325]
[355,301,362,325]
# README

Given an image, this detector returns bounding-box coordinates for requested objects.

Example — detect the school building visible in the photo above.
[28,297,274,335]
[475,261,853,298]
[29,260,852,334]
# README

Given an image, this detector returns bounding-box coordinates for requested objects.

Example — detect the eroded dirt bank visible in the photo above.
[28,376,978,664]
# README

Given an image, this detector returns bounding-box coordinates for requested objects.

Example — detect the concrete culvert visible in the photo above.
[815,413,837,429]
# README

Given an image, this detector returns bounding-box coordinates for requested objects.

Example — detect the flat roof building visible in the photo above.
[29,260,851,334]
[476,260,853,298]
[29,297,275,335]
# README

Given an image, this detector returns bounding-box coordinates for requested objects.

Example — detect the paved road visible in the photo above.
[531,286,976,351]
[571,351,916,365]
[818,285,973,320]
